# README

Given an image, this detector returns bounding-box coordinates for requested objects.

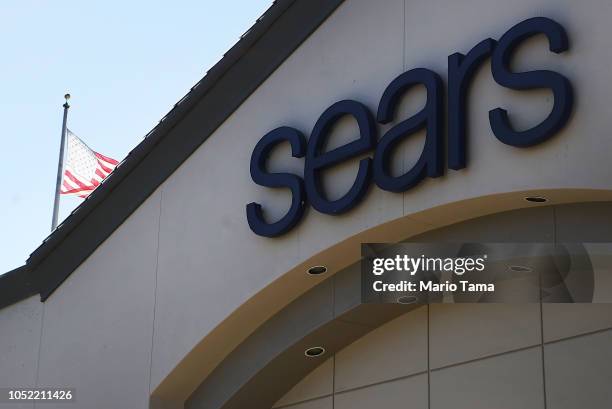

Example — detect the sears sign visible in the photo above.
[247,17,573,237]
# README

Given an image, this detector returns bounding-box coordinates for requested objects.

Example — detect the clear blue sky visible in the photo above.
[0,0,272,273]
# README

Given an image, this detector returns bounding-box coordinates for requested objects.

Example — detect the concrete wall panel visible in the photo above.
[545,330,612,409]
[429,304,541,369]
[335,375,427,409]
[33,191,161,409]
[430,348,545,409]
[0,296,42,409]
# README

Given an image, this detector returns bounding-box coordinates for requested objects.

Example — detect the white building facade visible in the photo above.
[1,0,612,408]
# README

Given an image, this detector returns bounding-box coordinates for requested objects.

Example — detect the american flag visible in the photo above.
[60,130,119,198]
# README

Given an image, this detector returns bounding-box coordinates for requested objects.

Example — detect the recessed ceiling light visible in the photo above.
[304,346,326,357]
[307,265,327,276]
[525,196,547,203]
[397,295,418,304]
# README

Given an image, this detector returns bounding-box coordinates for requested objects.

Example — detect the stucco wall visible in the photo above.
[0,296,43,409]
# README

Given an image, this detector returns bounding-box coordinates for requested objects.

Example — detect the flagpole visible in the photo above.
[51,93,70,231]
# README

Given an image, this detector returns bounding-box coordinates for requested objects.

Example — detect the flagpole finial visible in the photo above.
[64,93,70,109]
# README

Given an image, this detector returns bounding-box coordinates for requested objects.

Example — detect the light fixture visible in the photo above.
[525,196,547,203]
[397,295,418,304]
[304,346,326,357]
[307,265,327,276]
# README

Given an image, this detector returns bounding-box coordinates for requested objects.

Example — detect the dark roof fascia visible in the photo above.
[0,265,36,309]
[16,0,345,303]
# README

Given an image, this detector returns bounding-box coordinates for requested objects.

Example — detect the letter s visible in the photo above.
[490,17,573,147]
[246,127,307,237]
